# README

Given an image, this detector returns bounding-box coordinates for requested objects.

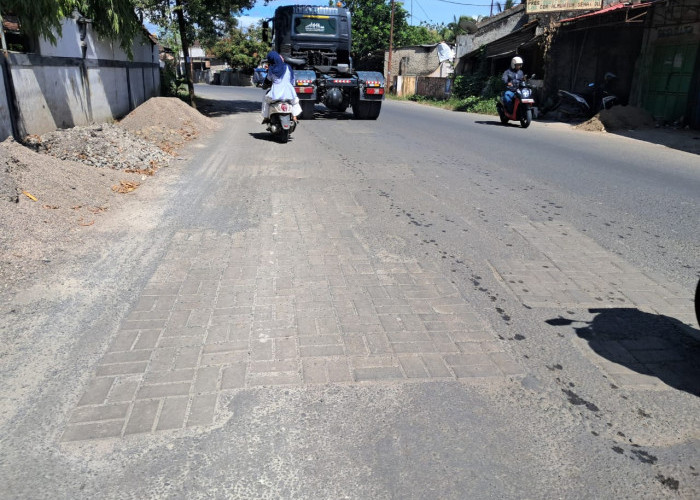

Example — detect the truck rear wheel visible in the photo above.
[352,100,381,120]
[300,101,315,120]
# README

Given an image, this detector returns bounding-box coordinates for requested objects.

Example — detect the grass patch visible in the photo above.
[388,93,498,115]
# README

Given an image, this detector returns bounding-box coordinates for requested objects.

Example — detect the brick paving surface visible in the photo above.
[491,222,694,319]
[491,221,699,393]
[63,192,521,441]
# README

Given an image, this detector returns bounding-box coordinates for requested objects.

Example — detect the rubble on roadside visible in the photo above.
[24,123,170,171]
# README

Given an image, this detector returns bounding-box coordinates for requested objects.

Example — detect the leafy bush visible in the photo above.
[482,76,505,99]
[454,96,498,115]
[160,60,188,98]
[452,74,485,100]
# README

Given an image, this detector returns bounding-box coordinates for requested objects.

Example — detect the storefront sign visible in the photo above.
[527,0,602,13]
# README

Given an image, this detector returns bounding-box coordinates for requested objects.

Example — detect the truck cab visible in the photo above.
[267,5,384,120]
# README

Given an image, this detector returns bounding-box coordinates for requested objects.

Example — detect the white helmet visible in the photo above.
[511,56,523,69]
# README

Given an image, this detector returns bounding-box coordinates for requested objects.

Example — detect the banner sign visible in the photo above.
[526,0,602,14]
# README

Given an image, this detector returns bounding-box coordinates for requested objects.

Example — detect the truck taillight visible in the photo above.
[365,88,384,95]
[295,86,314,94]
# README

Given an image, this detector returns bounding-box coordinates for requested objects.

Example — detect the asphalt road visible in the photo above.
[1,84,698,499]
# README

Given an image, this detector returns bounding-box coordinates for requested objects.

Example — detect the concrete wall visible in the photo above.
[0,16,159,140]
[0,60,13,139]
[385,46,441,77]
[455,5,528,60]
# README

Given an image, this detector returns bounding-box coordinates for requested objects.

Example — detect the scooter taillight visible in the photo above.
[281,104,288,112]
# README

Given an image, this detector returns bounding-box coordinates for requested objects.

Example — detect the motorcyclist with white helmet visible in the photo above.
[502,56,524,113]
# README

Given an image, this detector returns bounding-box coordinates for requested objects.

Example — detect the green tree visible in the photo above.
[207,22,269,72]
[0,0,142,55]
[338,1,462,66]
[401,24,441,46]
[339,0,414,62]
[442,15,477,43]
[135,0,254,106]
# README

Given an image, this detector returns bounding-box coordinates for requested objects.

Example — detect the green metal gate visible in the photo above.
[644,42,698,123]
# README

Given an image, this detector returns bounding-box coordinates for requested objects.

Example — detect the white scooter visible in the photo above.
[266,99,297,143]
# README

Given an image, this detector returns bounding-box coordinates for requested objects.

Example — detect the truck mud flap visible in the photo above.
[356,71,385,101]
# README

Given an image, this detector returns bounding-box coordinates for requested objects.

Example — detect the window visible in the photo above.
[2,14,32,52]
[293,16,337,35]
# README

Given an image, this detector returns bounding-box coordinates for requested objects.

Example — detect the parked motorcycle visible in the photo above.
[497,75,536,128]
[549,72,618,120]
[253,62,268,87]
[265,99,297,143]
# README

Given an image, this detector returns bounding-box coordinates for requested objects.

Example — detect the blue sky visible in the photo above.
[238,1,500,29]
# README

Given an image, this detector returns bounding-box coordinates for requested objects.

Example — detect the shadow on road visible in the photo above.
[546,308,700,396]
[195,97,260,118]
[536,116,700,155]
[195,96,356,123]
[475,120,520,128]
[248,132,290,143]
[310,106,354,121]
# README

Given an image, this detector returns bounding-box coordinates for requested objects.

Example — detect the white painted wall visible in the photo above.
[0,16,160,139]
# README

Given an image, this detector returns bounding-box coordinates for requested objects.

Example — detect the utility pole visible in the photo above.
[387,0,395,94]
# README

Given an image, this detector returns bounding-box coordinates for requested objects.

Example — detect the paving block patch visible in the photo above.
[64,192,521,441]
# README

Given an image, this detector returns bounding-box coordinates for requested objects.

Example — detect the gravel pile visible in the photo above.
[25,123,170,171]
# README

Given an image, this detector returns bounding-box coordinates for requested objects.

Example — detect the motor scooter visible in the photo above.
[265,99,297,143]
[496,75,536,128]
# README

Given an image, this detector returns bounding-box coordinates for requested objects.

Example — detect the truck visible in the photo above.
[265,4,385,120]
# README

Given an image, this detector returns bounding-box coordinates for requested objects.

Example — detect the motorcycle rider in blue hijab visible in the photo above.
[261,51,301,123]
[502,56,524,113]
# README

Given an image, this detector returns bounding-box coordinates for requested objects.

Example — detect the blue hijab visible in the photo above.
[266,51,294,83]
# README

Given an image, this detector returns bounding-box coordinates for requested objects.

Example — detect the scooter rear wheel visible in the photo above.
[279,128,290,143]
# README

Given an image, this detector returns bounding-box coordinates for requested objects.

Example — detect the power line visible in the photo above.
[414,0,434,23]
[433,0,493,6]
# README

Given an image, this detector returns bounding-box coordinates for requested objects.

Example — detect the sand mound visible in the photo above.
[119,97,219,154]
[578,106,655,132]
[0,138,143,284]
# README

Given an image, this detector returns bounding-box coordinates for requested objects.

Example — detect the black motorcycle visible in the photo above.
[549,72,618,120]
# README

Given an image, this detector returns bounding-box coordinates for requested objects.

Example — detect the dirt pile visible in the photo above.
[0,138,144,286]
[577,106,655,132]
[1,97,218,290]
[118,97,220,154]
